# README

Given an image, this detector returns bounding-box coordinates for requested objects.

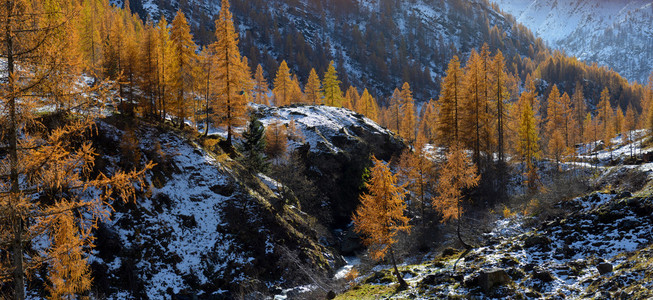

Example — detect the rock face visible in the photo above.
[255,104,405,228]
[88,117,339,299]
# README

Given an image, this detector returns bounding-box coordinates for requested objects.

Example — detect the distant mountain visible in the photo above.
[491,0,653,84]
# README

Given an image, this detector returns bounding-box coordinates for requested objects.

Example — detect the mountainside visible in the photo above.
[81,104,405,298]
[491,0,653,84]
[126,0,544,100]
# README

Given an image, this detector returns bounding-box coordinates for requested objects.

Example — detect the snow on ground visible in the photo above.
[254,104,394,154]
[95,121,253,299]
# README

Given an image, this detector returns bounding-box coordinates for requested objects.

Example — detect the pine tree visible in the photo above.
[322,61,344,107]
[212,0,247,145]
[437,56,464,147]
[254,64,269,105]
[305,68,322,105]
[273,60,292,106]
[239,114,269,172]
[399,82,417,143]
[353,156,411,288]
[170,10,198,128]
[433,143,480,250]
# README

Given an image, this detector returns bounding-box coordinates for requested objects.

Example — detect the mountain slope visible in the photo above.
[492,0,653,83]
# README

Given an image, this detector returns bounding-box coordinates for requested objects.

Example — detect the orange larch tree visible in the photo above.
[304,68,322,105]
[353,156,411,288]
[273,60,292,106]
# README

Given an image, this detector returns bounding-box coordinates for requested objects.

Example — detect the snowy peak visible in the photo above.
[492,0,653,83]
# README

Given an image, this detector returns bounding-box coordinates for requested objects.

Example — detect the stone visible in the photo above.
[597,262,613,275]
[325,290,336,299]
[470,269,512,292]
[524,235,551,248]
[442,247,457,257]
[532,268,554,282]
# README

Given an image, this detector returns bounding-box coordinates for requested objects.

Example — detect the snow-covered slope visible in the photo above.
[88,117,340,298]
[492,0,653,83]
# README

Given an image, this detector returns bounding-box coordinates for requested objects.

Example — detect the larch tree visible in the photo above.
[615,106,625,139]
[418,99,438,143]
[304,68,322,105]
[344,86,360,110]
[387,88,402,134]
[625,104,636,159]
[156,15,171,120]
[597,87,614,160]
[397,135,435,221]
[433,143,480,251]
[644,72,653,131]
[265,120,288,163]
[273,60,292,106]
[253,64,269,105]
[461,50,488,163]
[352,156,411,289]
[0,1,151,299]
[169,10,198,128]
[399,82,417,144]
[322,61,344,107]
[490,50,510,191]
[516,78,541,191]
[356,88,379,122]
[212,0,247,145]
[437,56,464,148]
[559,92,573,149]
[140,19,161,118]
[289,74,304,104]
[546,85,565,166]
[571,81,587,147]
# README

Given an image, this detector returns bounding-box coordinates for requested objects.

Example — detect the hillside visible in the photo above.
[492,0,653,84]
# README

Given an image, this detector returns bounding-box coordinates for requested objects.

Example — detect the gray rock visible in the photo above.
[470,269,512,292]
[524,234,552,248]
[532,268,554,282]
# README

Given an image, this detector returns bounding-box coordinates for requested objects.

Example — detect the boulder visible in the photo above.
[597,261,613,275]
[442,247,457,257]
[524,234,551,248]
[532,268,554,282]
[467,269,512,292]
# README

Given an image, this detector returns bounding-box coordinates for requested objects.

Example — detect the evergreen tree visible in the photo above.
[353,156,411,289]
[239,114,269,173]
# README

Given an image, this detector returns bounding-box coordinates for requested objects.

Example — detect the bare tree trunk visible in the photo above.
[5,1,25,297]
[389,247,407,290]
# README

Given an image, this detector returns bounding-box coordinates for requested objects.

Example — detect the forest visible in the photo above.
[1,0,653,298]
